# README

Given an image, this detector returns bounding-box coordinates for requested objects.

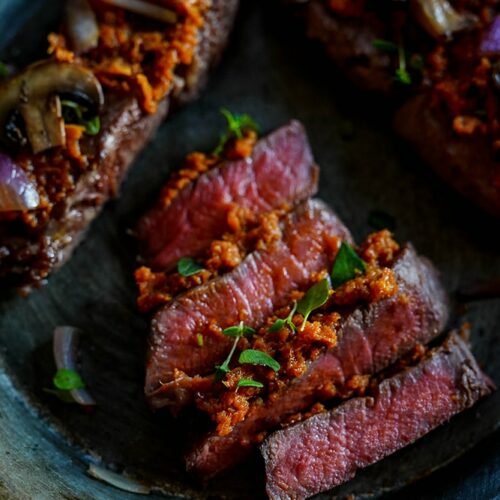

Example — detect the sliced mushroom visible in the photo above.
[410,0,476,40]
[0,60,104,154]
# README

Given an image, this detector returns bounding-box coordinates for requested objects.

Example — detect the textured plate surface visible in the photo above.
[0,1,499,499]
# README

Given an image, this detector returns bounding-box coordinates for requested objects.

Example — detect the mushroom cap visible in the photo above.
[0,59,104,132]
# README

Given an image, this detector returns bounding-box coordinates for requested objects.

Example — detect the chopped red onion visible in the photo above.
[64,0,99,54]
[480,15,500,55]
[87,465,151,495]
[53,326,96,406]
[0,153,39,212]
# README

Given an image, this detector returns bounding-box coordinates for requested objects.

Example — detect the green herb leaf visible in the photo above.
[53,368,85,391]
[331,242,366,289]
[61,100,101,136]
[0,62,8,78]
[177,257,204,277]
[367,210,396,232]
[214,361,230,382]
[372,39,399,52]
[269,318,286,332]
[214,322,255,382]
[196,333,204,347]
[222,322,256,338]
[213,108,260,155]
[410,54,424,72]
[239,349,280,372]
[395,68,411,85]
[237,379,264,389]
[269,302,297,333]
[297,279,330,329]
[84,116,101,135]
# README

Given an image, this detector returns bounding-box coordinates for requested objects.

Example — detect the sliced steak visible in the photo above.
[186,244,449,479]
[136,121,319,270]
[145,199,351,410]
[261,332,493,500]
[0,0,240,291]
[395,94,500,218]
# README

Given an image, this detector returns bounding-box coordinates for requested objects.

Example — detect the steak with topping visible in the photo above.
[136,121,319,270]
[0,0,239,291]
[185,244,449,479]
[145,199,351,410]
[261,332,493,500]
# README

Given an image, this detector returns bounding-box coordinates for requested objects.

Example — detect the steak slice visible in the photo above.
[0,0,239,291]
[186,244,449,479]
[136,121,319,270]
[261,332,493,500]
[145,199,351,410]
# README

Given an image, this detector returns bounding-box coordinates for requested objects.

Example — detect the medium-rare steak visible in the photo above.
[261,332,493,500]
[0,0,239,291]
[136,120,319,270]
[186,244,449,479]
[145,199,351,410]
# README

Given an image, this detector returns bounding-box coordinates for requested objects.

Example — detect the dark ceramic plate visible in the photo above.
[0,1,499,498]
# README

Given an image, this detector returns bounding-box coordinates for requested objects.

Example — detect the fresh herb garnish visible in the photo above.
[372,38,414,85]
[177,257,204,277]
[44,368,85,403]
[367,210,396,232]
[196,333,204,347]
[296,279,330,330]
[269,301,297,333]
[331,242,367,289]
[238,349,280,372]
[0,62,8,78]
[53,368,85,390]
[214,322,255,382]
[237,378,264,389]
[213,108,260,155]
[61,100,101,136]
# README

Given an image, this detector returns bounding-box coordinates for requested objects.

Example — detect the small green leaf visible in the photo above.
[177,257,204,277]
[213,108,260,155]
[239,349,280,372]
[53,368,85,391]
[372,39,399,52]
[237,379,264,389]
[61,100,101,136]
[367,210,396,232]
[84,116,101,135]
[297,279,330,329]
[395,68,412,85]
[269,318,286,332]
[214,361,230,382]
[410,54,424,72]
[222,322,255,338]
[331,242,367,289]
[196,333,204,347]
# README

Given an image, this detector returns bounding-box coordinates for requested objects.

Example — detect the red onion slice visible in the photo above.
[480,15,500,55]
[0,153,40,212]
[64,0,99,54]
[100,0,178,23]
[53,326,96,406]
